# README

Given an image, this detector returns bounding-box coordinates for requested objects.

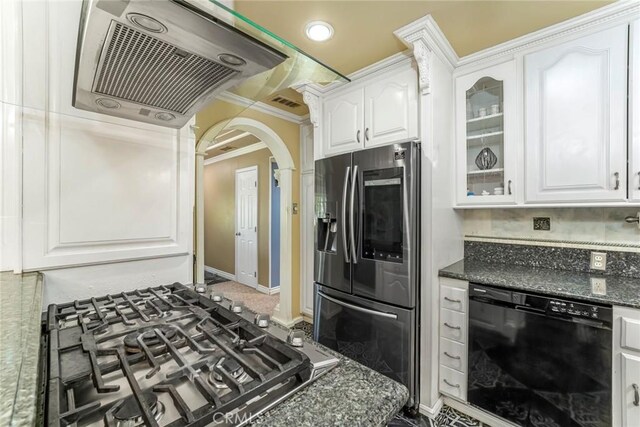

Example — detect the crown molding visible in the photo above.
[394,14,458,70]
[456,0,640,68]
[215,91,309,125]
[203,141,268,165]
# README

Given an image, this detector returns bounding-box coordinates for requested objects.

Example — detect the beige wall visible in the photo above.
[203,149,273,286]
[464,208,640,248]
[196,101,302,315]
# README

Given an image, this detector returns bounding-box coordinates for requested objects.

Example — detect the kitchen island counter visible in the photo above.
[0,271,44,426]
[257,339,409,426]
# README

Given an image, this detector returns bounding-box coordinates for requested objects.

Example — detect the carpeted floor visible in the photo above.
[207,280,280,315]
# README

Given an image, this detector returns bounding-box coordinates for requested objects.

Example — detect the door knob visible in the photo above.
[235,232,241,236]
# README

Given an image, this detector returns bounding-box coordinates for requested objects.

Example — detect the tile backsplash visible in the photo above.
[464,208,640,249]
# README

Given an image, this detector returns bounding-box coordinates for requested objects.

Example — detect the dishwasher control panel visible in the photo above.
[548,299,603,320]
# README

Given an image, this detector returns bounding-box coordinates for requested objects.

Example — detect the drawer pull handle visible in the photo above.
[614,172,620,190]
[444,322,461,330]
[634,383,639,407]
[444,351,461,360]
[444,296,462,303]
[443,379,460,388]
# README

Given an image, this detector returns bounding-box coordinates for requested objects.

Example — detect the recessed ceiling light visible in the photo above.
[305,21,334,42]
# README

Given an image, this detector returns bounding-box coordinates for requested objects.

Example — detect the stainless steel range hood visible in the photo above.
[73,0,288,128]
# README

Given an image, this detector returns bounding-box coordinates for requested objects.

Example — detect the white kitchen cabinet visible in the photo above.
[321,64,418,157]
[455,60,518,206]
[614,306,640,427]
[524,24,628,203]
[630,20,640,202]
[323,87,365,156]
[439,278,469,401]
[364,67,418,147]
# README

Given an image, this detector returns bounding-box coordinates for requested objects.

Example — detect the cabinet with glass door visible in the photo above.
[455,61,517,206]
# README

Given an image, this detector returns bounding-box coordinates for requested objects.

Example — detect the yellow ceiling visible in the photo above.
[235,0,613,75]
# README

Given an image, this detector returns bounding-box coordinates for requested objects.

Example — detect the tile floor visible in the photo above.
[293,321,483,427]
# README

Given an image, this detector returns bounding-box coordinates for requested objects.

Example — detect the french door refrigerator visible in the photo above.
[313,141,421,410]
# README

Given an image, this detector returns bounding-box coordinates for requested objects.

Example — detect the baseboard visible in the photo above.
[419,397,443,419]
[204,266,235,282]
[443,397,518,427]
[256,284,280,295]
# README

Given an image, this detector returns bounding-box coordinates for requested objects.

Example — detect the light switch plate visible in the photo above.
[591,278,607,295]
[590,252,607,271]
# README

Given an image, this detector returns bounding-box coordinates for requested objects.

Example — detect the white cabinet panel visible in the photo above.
[440,308,467,343]
[23,111,192,269]
[364,67,418,147]
[630,20,640,202]
[439,365,467,401]
[621,353,640,426]
[524,25,628,203]
[440,337,467,372]
[323,88,364,156]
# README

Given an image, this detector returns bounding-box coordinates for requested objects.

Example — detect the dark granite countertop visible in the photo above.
[0,271,44,426]
[440,259,640,309]
[257,345,409,426]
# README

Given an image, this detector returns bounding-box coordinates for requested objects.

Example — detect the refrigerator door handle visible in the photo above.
[341,166,351,263]
[318,291,398,319]
[350,165,359,264]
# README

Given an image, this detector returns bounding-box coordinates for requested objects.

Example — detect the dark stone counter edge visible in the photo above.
[439,268,640,309]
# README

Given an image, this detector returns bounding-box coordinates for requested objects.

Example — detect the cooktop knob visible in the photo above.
[194,283,207,293]
[287,330,305,348]
[254,313,270,328]
[210,292,223,302]
[230,301,244,313]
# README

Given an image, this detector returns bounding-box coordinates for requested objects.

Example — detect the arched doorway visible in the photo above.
[195,117,296,325]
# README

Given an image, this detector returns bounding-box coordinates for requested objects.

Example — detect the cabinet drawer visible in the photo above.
[621,353,640,426]
[439,365,467,401]
[440,337,466,372]
[441,285,467,313]
[440,308,467,343]
[622,317,640,352]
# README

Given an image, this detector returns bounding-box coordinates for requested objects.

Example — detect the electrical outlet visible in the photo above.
[533,217,551,231]
[591,278,607,295]
[590,252,607,271]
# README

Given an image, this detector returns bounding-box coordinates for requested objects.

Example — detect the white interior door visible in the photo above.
[235,166,258,287]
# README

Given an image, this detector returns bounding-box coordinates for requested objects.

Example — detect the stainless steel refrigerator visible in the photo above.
[313,141,420,410]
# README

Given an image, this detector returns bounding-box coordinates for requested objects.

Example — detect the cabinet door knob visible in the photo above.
[508,180,512,195]
[356,130,361,143]
[614,172,620,190]
[633,383,639,406]
[365,128,369,141]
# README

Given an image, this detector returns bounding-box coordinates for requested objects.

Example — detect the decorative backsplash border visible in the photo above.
[465,235,640,253]
[464,240,640,278]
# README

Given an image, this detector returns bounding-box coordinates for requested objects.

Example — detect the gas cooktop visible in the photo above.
[43,283,338,426]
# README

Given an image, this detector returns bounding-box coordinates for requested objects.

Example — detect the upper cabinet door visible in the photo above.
[323,88,365,156]
[364,67,418,147]
[524,25,628,203]
[630,20,640,202]
[455,60,518,206]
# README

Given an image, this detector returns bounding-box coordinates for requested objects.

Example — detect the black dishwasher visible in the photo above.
[468,284,612,427]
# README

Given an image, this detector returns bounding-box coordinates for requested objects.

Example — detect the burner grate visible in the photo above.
[44,283,312,426]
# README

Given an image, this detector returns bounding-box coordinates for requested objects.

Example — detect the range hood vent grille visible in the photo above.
[94,22,239,115]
